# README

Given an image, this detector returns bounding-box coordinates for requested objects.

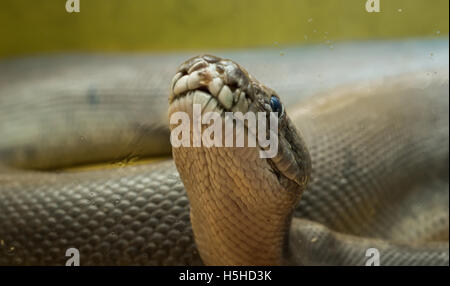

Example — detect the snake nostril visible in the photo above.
[187,60,208,74]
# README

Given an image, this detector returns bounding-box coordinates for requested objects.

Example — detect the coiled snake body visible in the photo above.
[0,40,448,265]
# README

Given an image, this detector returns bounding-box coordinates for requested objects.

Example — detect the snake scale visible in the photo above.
[0,39,448,265]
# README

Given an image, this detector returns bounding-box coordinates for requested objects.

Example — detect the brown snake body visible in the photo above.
[0,40,448,265]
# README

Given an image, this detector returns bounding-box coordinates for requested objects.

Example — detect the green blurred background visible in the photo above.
[0,0,448,58]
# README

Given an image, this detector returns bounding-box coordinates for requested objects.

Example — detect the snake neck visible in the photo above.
[173,145,299,266]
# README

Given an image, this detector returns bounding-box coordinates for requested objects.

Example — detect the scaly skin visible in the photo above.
[0,41,448,265]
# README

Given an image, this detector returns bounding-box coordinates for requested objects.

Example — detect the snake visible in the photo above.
[0,40,448,266]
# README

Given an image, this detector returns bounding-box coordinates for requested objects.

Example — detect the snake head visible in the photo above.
[169,54,310,196]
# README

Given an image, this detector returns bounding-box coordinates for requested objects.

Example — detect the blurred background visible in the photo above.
[0,0,448,58]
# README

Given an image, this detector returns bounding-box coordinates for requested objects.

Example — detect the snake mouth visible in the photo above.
[169,55,253,115]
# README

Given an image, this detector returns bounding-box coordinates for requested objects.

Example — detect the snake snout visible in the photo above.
[169,55,252,114]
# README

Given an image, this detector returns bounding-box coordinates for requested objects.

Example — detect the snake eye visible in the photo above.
[270,96,283,116]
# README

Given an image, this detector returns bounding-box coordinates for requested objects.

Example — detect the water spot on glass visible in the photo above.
[313,29,317,33]
[398,8,403,12]
[280,52,285,56]
[114,200,121,205]
[436,30,441,35]
[304,35,308,40]
[311,237,318,243]
[7,246,15,255]
[111,154,140,168]
[87,87,100,106]
[307,18,313,23]
[89,192,95,197]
